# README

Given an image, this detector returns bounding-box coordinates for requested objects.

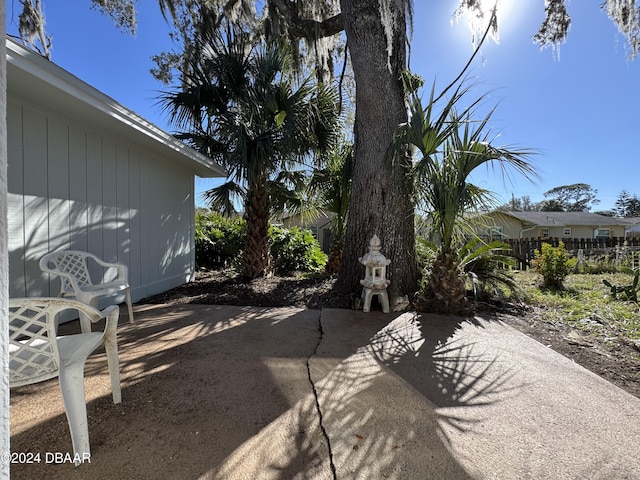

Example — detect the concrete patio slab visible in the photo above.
[313,309,640,480]
[7,304,640,479]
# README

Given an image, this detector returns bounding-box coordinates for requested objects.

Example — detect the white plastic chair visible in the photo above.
[40,250,134,332]
[9,297,121,465]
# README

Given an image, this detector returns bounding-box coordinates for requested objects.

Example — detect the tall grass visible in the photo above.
[512,270,640,345]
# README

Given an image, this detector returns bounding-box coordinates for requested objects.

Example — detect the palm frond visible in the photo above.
[201,181,246,217]
[409,90,539,254]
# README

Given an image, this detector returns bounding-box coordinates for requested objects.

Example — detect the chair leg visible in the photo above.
[76,295,98,334]
[104,330,122,404]
[125,288,134,324]
[58,362,91,465]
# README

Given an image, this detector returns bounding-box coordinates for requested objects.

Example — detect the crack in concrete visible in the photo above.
[307,309,337,480]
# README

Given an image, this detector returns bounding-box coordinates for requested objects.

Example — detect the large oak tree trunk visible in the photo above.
[336,0,418,303]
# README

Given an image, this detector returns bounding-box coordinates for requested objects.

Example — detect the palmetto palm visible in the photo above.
[305,140,353,273]
[160,27,340,278]
[397,87,538,311]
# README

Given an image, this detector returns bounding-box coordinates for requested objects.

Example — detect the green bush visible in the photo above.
[195,210,245,269]
[195,211,327,274]
[269,225,327,274]
[530,242,577,289]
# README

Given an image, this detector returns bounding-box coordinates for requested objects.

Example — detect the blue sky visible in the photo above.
[6,1,639,211]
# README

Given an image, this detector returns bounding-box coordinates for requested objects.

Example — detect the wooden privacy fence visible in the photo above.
[504,237,640,270]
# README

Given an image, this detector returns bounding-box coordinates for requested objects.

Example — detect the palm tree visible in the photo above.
[160,27,340,278]
[395,87,538,312]
[301,140,353,273]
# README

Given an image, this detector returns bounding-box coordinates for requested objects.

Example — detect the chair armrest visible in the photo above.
[115,263,128,283]
[95,304,119,321]
[99,305,120,338]
[71,302,120,336]
[91,256,129,282]
[68,300,112,323]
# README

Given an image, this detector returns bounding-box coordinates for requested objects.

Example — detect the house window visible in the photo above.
[540,228,549,238]
[486,226,504,240]
[563,228,571,236]
[594,228,610,239]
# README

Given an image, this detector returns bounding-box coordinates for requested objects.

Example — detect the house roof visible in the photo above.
[6,37,225,178]
[500,211,631,227]
[625,217,640,231]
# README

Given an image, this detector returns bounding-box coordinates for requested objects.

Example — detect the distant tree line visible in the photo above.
[501,184,640,217]
[614,190,640,217]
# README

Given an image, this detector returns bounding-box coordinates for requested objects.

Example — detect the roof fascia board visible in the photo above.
[6,37,225,178]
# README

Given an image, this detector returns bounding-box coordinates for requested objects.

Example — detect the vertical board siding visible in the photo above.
[139,153,160,288]
[161,165,182,278]
[116,145,131,275]
[7,94,196,302]
[101,140,118,267]
[86,131,104,258]
[46,117,71,255]
[128,150,142,289]
[7,100,25,296]
[158,165,171,277]
[21,106,49,296]
[68,128,89,252]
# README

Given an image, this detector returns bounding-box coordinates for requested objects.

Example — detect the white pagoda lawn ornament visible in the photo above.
[359,234,391,313]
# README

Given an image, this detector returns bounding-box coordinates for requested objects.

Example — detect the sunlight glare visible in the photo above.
[491,0,517,33]
[457,0,519,46]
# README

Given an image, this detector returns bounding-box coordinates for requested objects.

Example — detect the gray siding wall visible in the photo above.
[7,93,195,304]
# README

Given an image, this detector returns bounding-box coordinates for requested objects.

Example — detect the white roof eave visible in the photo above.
[6,37,225,178]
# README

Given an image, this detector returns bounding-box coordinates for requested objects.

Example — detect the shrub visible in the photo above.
[195,210,245,269]
[269,225,327,274]
[195,212,327,274]
[530,242,577,289]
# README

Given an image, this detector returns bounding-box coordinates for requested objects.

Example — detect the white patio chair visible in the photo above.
[40,250,134,332]
[9,297,121,465]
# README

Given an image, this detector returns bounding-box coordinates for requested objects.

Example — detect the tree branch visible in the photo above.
[434,3,498,104]
[268,0,344,39]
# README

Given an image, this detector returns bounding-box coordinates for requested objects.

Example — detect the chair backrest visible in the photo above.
[40,251,94,295]
[9,298,64,387]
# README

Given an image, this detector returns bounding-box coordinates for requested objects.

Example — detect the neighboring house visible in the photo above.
[625,217,640,237]
[6,38,225,304]
[281,210,335,253]
[479,211,631,240]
